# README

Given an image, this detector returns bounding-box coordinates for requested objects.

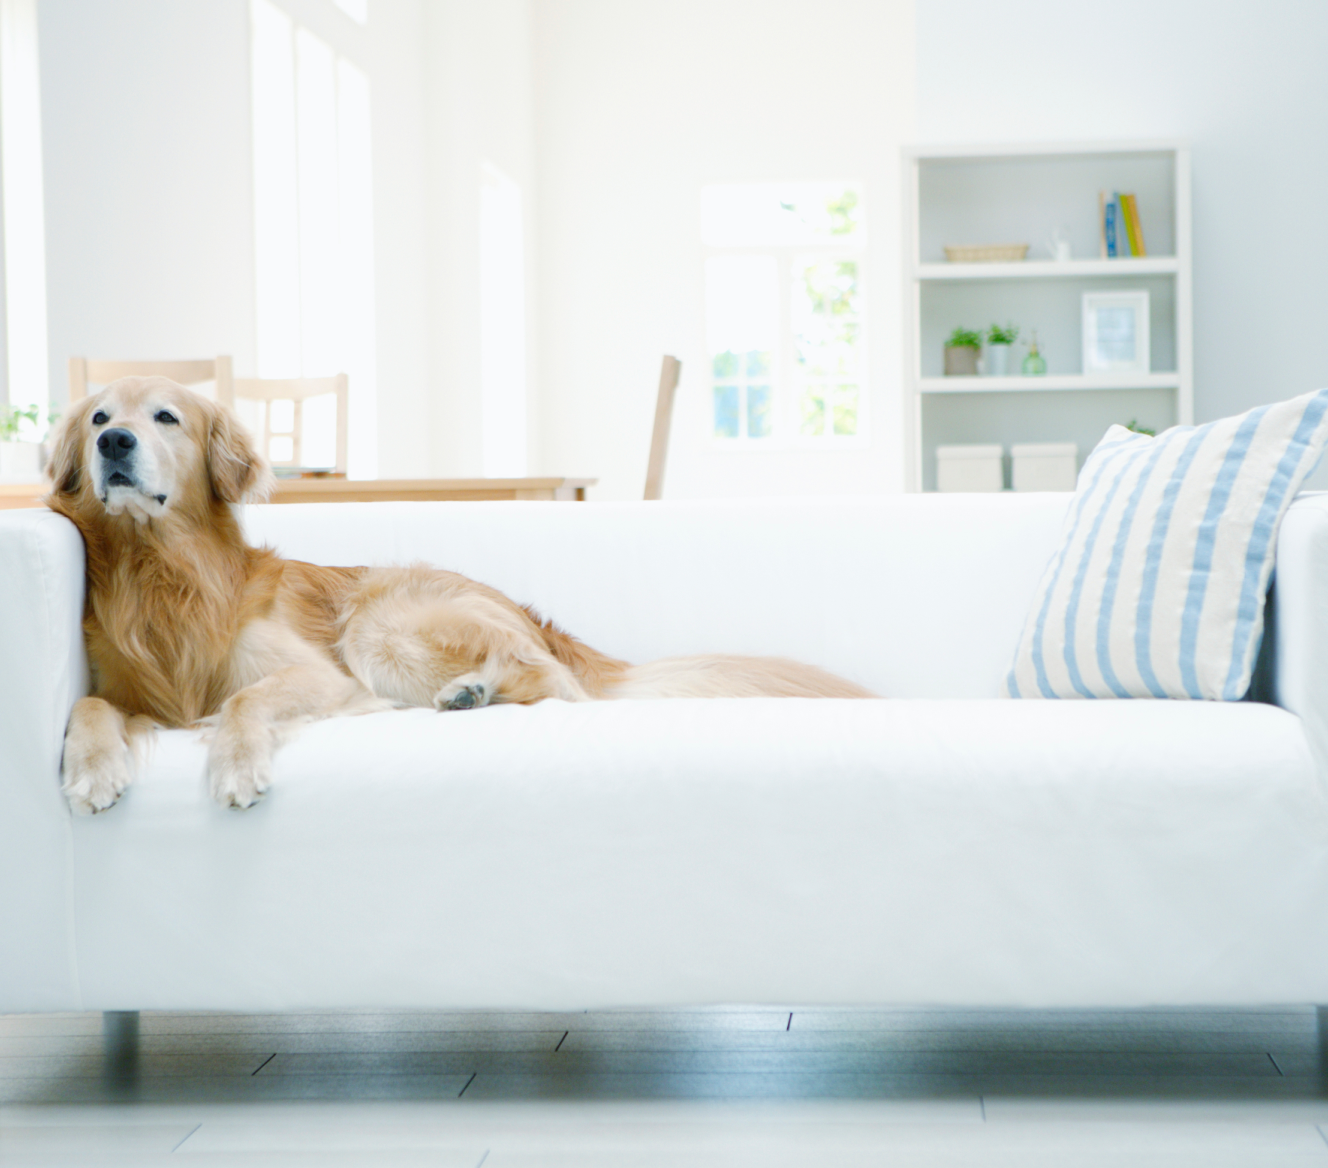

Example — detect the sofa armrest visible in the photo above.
[1273,493,1328,771]
[0,508,86,1009]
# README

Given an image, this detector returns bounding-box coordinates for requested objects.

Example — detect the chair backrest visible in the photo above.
[643,355,681,501]
[68,356,235,406]
[231,374,349,474]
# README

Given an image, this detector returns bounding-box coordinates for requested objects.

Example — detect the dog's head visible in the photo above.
[47,377,274,522]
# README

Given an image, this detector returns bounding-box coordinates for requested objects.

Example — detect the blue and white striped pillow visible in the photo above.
[1005,390,1328,701]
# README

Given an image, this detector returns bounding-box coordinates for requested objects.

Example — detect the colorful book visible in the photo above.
[1120,193,1147,256]
[1104,195,1119,258]
[1115,192,1135,256]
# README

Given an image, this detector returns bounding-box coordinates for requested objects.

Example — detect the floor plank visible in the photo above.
[2,1007,1327,1165]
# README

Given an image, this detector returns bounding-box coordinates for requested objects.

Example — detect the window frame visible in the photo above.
[702,232,869,452]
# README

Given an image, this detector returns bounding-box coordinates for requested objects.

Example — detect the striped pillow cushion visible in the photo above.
[1005,390,1328,701]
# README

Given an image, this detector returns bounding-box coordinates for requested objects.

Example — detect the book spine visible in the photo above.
[1104,196,1118,258]
[1122,193,1147,256]
[1098,190,1107,258]
[1115,191,1132,256]
[1119,192,1136,256]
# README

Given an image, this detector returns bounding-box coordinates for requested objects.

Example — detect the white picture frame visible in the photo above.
[1082,290,1150,374]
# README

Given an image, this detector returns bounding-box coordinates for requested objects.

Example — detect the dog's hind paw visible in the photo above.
[434,676,490,711]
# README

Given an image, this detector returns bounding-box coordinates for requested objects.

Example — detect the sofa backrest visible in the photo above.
[240,494,1071,700]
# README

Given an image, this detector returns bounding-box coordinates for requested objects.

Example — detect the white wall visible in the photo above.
[34,0,1327,492]
[361,0,431,479]
[36,0,434,481]
[38,0,256,408]
[421,0,538,479]
[915,0,1328,430]
[531,0,916,500]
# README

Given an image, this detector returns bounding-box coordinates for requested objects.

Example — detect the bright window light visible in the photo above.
[295,28,338,376]
[702,183,866,444]
[336,58,376,477]
[705,256,778,441]
[250,0,300,378]
[250,0,377,476]
[0,0,49,433]
[332,0,367,24]
[701,183,863,248]
[479,161,526,477]
[792,259,863,438]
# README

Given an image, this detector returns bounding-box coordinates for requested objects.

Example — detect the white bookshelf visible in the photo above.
[902,141,1192,492]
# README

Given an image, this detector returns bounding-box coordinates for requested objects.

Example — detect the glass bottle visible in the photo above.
[1022,330,1047,376]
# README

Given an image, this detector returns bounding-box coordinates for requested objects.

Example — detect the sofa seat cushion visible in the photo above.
[69,699,1327,1011]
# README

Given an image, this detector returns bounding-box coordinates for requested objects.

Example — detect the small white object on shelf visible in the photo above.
[937,444,1003,492]
[1012,443,1078,491]
[1048,227,1072,262]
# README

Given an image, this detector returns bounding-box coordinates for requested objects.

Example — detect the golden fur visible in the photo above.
[48,377,875,813]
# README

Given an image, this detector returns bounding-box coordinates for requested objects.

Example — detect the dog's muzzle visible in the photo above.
[97,428,138,487]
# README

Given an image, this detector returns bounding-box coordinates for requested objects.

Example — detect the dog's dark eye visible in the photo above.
[154,410,178,425]
[92,411,108,425]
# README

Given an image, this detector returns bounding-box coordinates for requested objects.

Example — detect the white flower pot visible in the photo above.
[985,343,1012,377]
[0,441,42,482]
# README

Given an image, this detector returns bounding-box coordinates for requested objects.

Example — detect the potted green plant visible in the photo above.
[944,327,982,376]
[985,323,1019,377]
[0,403,42,482]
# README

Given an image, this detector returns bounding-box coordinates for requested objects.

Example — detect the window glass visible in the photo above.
[705,255,777,441]
[702,183,865,445]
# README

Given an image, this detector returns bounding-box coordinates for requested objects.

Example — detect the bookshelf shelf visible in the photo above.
[916,257,1179,281]
[902,141,1192,492]
[920,373,1181,394]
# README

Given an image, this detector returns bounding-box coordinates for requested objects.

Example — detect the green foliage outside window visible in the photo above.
[833,389,858,436]
[0,404,38,441]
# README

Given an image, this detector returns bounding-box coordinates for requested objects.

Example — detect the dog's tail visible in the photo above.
[524,607,875,700]
[604,655,877,700]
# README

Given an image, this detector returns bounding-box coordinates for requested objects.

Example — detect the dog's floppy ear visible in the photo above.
[44,397,97,495]
[207,405,274,503]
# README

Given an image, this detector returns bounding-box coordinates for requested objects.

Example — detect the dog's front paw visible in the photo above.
[208,733,272,809]
[62,745,132,815]
[433,674,491,711]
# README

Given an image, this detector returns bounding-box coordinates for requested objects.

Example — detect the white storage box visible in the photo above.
[1012,443,1079,492]
[936,444,1003,493]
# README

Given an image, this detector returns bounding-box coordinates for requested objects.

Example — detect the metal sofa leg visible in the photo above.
[103,1010,139,1086]
[1317,1006,1328,1089]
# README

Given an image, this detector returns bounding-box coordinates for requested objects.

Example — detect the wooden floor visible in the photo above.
[4,1006,1328,1165]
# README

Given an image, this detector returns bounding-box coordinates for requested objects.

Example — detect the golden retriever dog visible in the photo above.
[46,377,874,813]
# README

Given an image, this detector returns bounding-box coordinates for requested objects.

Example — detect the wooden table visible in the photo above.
[0,477,597,510]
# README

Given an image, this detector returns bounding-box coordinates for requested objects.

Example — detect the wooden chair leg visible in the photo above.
[644,355,681,501]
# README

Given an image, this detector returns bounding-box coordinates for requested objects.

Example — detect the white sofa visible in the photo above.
[4,492,1328,1017]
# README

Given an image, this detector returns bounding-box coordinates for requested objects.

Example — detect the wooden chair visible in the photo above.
[643,355,681,501]
[231,374,349,475]
[68,356,235,406]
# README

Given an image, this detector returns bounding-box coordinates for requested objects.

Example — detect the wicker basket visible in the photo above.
[943,243,1029,263]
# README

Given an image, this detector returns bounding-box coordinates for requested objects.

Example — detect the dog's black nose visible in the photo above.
[97,428,137,461]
